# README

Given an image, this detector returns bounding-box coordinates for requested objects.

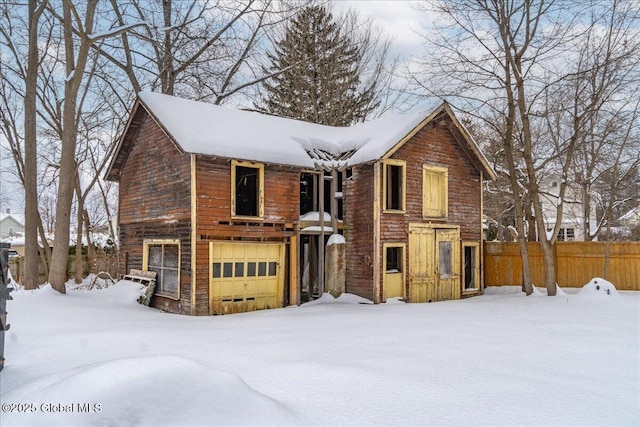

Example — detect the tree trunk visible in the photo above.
[74,200,84,284]
[48,1,98,293]
[23,0,46,289]
[83,209,96,275]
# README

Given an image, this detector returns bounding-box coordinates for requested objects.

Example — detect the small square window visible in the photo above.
[235,262,245,277]
[258,262,267,276]
[247,262,257,276]
[268,261,277,276]
[212,262,221,278]
[223,262,233,277]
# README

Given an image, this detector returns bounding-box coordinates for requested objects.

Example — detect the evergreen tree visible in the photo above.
[257,6,379,126]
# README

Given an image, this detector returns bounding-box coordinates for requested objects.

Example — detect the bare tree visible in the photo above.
[412,0,638,294]
[46,1,147,292]
[93,0,303,104]
[411,0,577,294]
[0,0,52,288]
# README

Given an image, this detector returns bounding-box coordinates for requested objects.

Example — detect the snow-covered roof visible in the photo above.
[0,213,24,227]
[106,92,496,180]
[137,92,436,168]
[619,205,640,221]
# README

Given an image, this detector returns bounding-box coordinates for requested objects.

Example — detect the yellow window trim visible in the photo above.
[462,241,480,293]
[231,159,264,220]
[422,164,448,219]
[382,159,406,213]
[143,239,181,300]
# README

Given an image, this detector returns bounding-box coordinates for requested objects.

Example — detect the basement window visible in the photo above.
[143,239,180,299]
[383,159,406,212]
[232,160,264,218]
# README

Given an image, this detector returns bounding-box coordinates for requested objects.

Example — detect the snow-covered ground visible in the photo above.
[1,278,638,426]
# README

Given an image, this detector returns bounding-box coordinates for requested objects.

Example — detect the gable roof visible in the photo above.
[619,205,640,221]
[0,213,24,227]
[106,92,496,180]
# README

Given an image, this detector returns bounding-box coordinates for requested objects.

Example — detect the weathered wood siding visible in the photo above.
[342,116,484,302]
[118,114,193,314]
[194,156,300,314]
[380,118,482,302]
[485,242,640,290]
[385,118,482,241]
[343,164,375,300]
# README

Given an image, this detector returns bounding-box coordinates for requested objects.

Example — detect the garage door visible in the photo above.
[209,242,285,315]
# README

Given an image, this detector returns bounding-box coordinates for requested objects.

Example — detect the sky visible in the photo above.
[335,1,428,59]
[1,277,638,426]
[0,1,430,217]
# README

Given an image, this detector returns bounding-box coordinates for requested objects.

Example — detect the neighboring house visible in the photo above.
[0,212,24,239]
[106,92,496,315]
[539,174,597,241]
[619,206,640,228]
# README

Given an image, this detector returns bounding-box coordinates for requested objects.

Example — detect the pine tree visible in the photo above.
[258,6,379,126]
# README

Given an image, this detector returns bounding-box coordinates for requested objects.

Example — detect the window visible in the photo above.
[463,242,479,291]
[232,160,264,218]
[385,246,403,273]
[423,165,448,218]
[211,261,278,278]
[558,227,575,242]
[438,241,452,279]
[143,239,180,299]
[383,159,406,212]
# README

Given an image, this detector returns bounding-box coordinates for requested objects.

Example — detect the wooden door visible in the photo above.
[435,229,461,301]
[383,244,405,299]
[408,225,460,303]
[408,226,436,303]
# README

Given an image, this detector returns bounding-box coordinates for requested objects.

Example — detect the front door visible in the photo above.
[408,225,460,303]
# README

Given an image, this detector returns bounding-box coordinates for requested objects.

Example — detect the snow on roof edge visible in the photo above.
[137,92,442,168]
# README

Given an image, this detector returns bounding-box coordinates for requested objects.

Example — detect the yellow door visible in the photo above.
[435,229,461,301]
[408,225,460,303]
[408,226,436,303]
[209,242,284,315]
[384,244,405,299]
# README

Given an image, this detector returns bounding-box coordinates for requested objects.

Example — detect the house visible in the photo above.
[0,211,24,239]
[619,205,640,228]
[539,174,597,241]
[106,92,496,315]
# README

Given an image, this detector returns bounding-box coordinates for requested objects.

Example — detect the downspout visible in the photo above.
[319,169,325,295]
[480,170,485,294]
[373,162,381,303]
[190,154,197,314]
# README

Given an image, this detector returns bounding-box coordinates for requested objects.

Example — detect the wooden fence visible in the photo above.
[484,241,640,291]
[8,254,118,285]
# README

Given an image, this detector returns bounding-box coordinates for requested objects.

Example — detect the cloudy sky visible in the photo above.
[0,1,434,216]
[336,1,428,59]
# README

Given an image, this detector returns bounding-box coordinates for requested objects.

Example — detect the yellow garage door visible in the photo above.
[209,242,284,315]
